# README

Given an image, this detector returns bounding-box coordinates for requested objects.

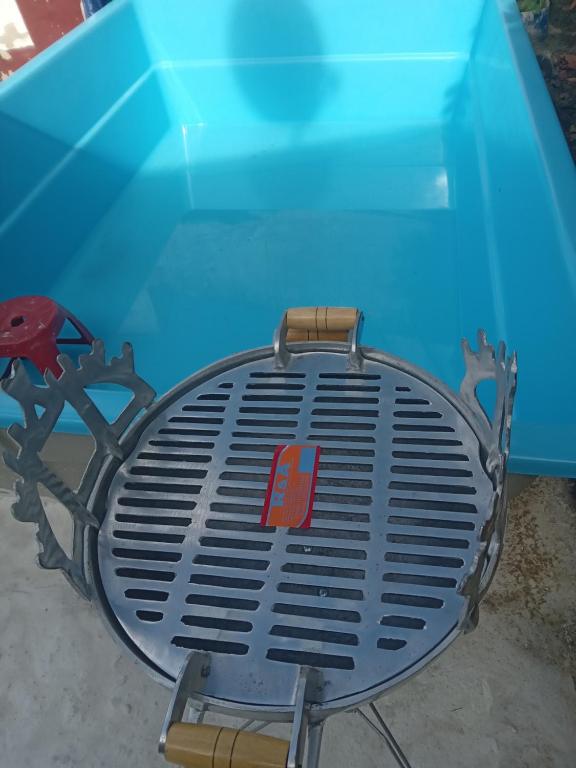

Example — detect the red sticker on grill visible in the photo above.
[261,445,321,528]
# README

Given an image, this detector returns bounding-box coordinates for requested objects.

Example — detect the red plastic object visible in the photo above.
[0,296,94,378]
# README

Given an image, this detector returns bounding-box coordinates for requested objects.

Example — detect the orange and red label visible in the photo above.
[261,445,321,528]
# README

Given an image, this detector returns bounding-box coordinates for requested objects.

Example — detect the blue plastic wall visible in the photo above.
[0,0,575,475]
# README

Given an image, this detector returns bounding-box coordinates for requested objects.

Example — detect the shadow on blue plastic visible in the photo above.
[0,0,575,476]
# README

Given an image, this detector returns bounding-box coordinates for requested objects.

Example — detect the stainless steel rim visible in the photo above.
[87,342,497,714]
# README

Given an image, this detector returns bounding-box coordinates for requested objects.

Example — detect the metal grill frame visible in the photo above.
[82,340,510,716]
[1,328,516,725]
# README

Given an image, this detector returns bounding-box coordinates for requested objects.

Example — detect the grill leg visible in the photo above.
[356,704,414,768]
[305,722,325,768]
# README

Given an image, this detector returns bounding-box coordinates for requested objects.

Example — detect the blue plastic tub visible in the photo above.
[0,0,575,476]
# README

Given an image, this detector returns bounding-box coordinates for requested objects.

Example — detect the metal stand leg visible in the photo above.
[356,704,414,768]
[305,722,325,768]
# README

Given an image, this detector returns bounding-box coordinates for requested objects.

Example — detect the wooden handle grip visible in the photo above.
[164,723,289,768]
[286,307,358,341]
[286,329,349,342]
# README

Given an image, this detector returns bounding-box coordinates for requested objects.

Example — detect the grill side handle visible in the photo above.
[164,724,289,768]
[0,341,155,599]
[458,330,518,622]
[274,307,363,370]
[460,329,517,478]
[160,654,324,768]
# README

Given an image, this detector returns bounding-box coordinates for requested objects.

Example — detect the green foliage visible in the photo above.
[518,0,547,12]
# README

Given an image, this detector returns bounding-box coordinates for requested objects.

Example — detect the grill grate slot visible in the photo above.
[172,637,249,655]
[380,615,425,629]
[193,554,269,570]
[281,563,365,580]
[181,405,225,413]
[129,466,207,479]
[124,482,202,495]
[277,582,364,601]
[314,396,379,404]
[137,452,212,464]
[311,421,376,431]
[319,373,381,380]
[383,572,457,588]
[219,471,269,483]
[316,385,380,392]
[197,393,231,401]
[288,527,370,541]
[149,440,215,449]
[392,450,468,462]
[116,568,175,582]
[186,594,259,611]
[377,638,407,650]
[242,395,303,403]
[125,589,169,602]
[389,498,477,514]
[239,406,300,415]
[266,649,354,669]
[115,511,192,525]
[117,499,196,512]
[316,476,372,488]
[112,548,181,562]
[312,509,370,523]
[385,552,464,568]
[136,610,163,622]
[393,411,442,419]
[391,465,472,478]
[236,419,298,428]
[229,443,277,453]
[389,481,476,495]
[199,536,272,551]
[307,434,376,443]
[113,530,185,544]
[312,408,379,418]
[392,437,463,446]
[210,502,263,516]
[233,431,297,439]
[386,534,470,550]
[247,383,305,390]
[393,424,455,433]
[381,594,444,609]
[250,372,305,378]
[159,428,220,436]
[169,416,224,425]
[189,574,264,590]
[225,456,272,468]
[313,493,372,506]
[286,544,367,560]
[270,625,358,646]
[272,603,361,623]
[266,649,355,669]
[181,615,253,632]
[387,515,475,531]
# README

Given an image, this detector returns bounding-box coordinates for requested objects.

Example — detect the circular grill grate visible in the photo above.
[96,349,494,711]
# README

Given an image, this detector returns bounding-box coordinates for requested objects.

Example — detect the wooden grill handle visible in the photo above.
[164,723,289,768]
[285,307,358,342]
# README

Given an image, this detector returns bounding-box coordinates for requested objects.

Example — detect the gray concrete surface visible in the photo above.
[0,475,575,768]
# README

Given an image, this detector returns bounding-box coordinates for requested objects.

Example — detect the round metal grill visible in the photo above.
[96,347,494,712]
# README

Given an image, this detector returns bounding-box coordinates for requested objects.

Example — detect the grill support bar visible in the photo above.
[160,652,325,768]
[356,706,414,768]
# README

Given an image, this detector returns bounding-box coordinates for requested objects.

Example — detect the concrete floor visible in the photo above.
[0,474,575,768]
